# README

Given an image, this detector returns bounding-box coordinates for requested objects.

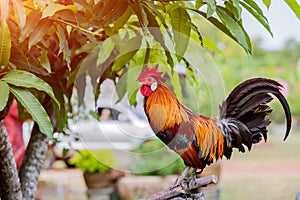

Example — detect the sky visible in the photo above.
[243,1,300,50]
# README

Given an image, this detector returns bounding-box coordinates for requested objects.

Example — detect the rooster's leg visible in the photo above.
[172,166,191,188]
[187,169,198,188]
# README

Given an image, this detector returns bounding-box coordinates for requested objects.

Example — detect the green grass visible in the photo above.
[220,130,300,200]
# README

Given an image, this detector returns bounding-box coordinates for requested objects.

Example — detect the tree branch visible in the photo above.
[0,120,23,199]
[142,175,218,200]
[19,122,49,199]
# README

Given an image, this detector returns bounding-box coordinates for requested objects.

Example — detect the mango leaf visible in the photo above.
[161,65,182,101]
[28,18,53,49]
[284,0,300,20]
[115,71,127,103]
[241,1,273,36]
[42,4,78,18]
[0,81,9,111]
[19,10,42,43]
[0,0,9,22]
[74,73,86,107]
[143,1,172,38]
[55,24,71,67]
[169,6,191,61]
[189,9,238,47]
[195,0,204,9]
[229,0,242,20]
[102,0,128,27]
[9,86,53,138]
[73,0,93,13]
[130,0,148,28]
[12,0,26,28]
[2,70,59,107]
[203,0,216,17]
[75,42,97,55]
[112,35,142,72]
[170,71,182,101]
[262,0,271,8]
[97,38,115,66]
[127,60,144,106]
[40,49,51,73]
[190,22,203,46]
[144,7,174,67]
[110,6,133,32]
[0,21,11,67]
[243,0,264,15]
[216,7,251,53]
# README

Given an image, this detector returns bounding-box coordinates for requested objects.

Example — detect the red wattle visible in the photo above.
[140,85,152,96]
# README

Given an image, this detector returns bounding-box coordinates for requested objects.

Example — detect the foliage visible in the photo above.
[69,150,115,173]
[0,70,58,137]
[1,0,299,136]
[131,139,185,176]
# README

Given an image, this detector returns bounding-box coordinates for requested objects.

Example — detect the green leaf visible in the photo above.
[231,0,242,19]
[74,73,86,107]
[127,62,143,106]
[55,24,71,67]
[0,81,9,111]
[284,0,300,20]
[190,22,203,46]
[195,0,204,9]
[19,10,42,43]
[169,6,191,61]
[262,0,271,8]
[112,35,142,72]
[216,7,251,53]
[28,18,53,49]
[12,0,26,28]
[202,36,223,55]
[9,86,53,138]
[115,71,127,103]
[144,7,174,67]
[111,6,133,31]
[203,0,216,17]
[143,1,172,38]
[2,70,59,107]
[241,1,273,36]
[40,49,51,73]
[97,38,115,66]
[0,21,11,67]
[42,4,78,18]
[243,0,264,16]
[189,8,237,45]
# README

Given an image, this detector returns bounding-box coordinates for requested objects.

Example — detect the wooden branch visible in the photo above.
[143,175,218,200]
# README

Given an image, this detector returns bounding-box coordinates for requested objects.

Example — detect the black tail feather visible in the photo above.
[219,78,292,159]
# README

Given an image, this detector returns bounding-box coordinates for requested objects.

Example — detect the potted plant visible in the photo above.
[69,150,116,190]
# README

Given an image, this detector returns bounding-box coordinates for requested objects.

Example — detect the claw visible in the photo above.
[170,166,191,189]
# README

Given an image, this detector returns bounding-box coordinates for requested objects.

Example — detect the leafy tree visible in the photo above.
[0,0,299,198]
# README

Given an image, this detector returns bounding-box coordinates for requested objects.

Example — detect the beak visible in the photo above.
[138,82,143,86]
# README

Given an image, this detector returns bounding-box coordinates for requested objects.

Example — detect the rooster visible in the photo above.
[138,64,291,185]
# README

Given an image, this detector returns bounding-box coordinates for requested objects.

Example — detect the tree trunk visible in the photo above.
[19,122,49,199]
[0,120,23,199]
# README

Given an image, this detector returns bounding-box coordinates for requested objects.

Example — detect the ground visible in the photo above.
[38,132,300,200]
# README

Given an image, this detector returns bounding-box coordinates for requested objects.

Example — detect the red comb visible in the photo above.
[138,64,166,82]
